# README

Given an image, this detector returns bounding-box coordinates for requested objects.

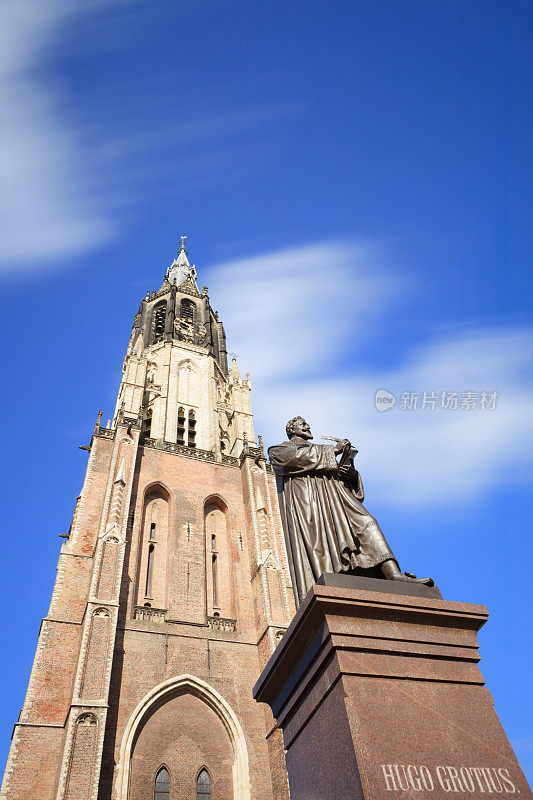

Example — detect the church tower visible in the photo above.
[1,240,294,800]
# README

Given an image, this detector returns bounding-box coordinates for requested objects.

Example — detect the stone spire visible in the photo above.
[166,235,198,289]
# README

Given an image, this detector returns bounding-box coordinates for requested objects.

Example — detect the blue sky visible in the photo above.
[0,0,532,783]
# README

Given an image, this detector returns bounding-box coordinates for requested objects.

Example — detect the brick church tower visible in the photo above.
[1,240,295,800]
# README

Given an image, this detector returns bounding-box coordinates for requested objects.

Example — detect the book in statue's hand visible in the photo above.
[322,436,358,476]
[338,444,358,474]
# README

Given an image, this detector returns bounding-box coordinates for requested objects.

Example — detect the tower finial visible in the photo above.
[166,235,198,289]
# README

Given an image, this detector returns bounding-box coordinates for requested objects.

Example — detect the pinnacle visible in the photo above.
[166,235,198,290]
[231,357,241,380]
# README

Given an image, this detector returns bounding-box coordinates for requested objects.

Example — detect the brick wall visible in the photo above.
[2,438,292,800]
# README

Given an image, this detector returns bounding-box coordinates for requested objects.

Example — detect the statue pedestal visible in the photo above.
[253,576,532,800]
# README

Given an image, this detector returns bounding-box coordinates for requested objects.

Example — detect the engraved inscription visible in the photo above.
[380,764,518,794]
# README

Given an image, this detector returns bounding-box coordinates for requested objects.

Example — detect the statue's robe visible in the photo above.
[268,437,397,604]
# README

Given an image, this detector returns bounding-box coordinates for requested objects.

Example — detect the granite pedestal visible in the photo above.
[253,575,532,800]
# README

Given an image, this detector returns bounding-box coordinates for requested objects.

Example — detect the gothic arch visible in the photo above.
[76,712,97,726]
[203,494,228,513]
[136,484,172,609]
[196,766,212,798]
[152,301,167,341]
[195,764,211,782]
[177,359,198,405]
[115,674,250,800]
[177,357,197,369]
[180,297,197,322]
[154,764,171,800]
[143,482,171,504]
[154,762,170,777]
[204,496,234,618]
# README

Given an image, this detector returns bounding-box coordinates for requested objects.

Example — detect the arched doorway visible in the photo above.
[115,675,250,800]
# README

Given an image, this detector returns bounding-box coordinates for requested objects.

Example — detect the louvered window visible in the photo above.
[142,411,152,438]
[154,303,166,340]
[180,298,195,323]
[188,409,196,448]
[177,407,185,445]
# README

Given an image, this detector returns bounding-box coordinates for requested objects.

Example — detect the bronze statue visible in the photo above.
[269,416,433,604]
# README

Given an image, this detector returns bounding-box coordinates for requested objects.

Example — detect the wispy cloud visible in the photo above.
[0,0,114,271]
[207,242,533,506]
[208,241,397,378]
[94,102,303,162]
[0,2,302,274]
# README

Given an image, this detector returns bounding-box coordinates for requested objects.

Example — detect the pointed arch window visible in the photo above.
[145,543,154,598]
[180,298,195,323]
[177,407,185,445]
[204,498,233,618]
[188,409,196,448]
[197,768,211,799]
[210,531,218,606]
[155,766,170,800]
[154,302,167,341]
[211,553,218,607]
[137,488,170,611]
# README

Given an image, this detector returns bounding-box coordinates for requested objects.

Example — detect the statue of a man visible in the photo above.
[268,416,433,604]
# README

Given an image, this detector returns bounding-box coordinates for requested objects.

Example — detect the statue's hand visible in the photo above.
[334,438,351,455]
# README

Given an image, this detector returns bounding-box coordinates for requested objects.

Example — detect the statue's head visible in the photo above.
[286,416,313,440]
